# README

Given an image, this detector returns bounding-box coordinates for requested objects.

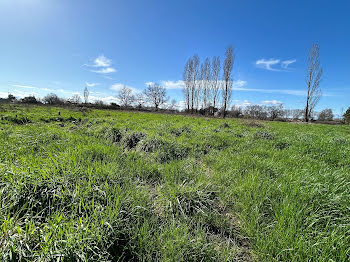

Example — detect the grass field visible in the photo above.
[0,104,349,261]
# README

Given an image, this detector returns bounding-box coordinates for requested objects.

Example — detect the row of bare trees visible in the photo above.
[183,46,234,117]
[183,44,323,121]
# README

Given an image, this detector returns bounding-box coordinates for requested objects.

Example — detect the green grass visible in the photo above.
[0,104,349,261]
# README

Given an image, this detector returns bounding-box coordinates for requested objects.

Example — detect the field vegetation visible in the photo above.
[0,104,349,261]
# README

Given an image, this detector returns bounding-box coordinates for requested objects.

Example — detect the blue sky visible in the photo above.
[0,0,349,114]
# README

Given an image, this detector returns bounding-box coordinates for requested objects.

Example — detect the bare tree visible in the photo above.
[199,62,205,109]
[292,109,304,120]
[183,58,192,112]
[144,83,167,110]
[117,86,135,107]
[135,93,145,108]
[305,44,322,122]
[318,109,333,121]
[70,94,81,104]
[244,105,268,120]
[43,93,64,105]
[191,55,200,113]
[84,87,89,104]
[267,104,284,120]
[222,46,234,118]
[211,56,221,109]
[200,58,211,109]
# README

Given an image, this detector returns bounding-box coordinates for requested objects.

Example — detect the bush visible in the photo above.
[21,96,40,104]
[43,93,64,105]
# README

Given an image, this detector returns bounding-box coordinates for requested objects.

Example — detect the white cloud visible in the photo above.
[41,87,55,92]
[161,80,184,89]
[86,55,116,74]
[231,81,306,96]
[281,59,296,69]
[2,90,39,99]
[110,83,140,93]
[0,92,8,98]
[145,81,155,86]
[256,59,280,71]
[173,100,186,110]
[261,100,284,105]
[232,80,247,88]
[89,95,120,104]
[238,87,305,96]
[91,67,116,74]
[256,58,297,71]
[93,55,112,67]
[12,84,37,89]
[85,82,100,87]
[232,100,252,107]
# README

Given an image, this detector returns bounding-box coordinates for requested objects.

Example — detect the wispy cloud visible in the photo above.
[86,55,116,74]
[233,86,306,96]
[232,99,284,107]
[1,90,39,99]
[91,67,116,74]
[232,80,247,88]
[230,80,306,96]
[261,100,284,105]
[256,59,281,71]
[161,80,184,89]
[85,82,100,87]
[12,84,37,89]
[281,59,296,69]
[152,80,247,90]
[232,99,252,107]
[256,58,296,71]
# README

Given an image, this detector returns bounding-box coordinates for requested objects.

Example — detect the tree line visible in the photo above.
[1,43,349,123]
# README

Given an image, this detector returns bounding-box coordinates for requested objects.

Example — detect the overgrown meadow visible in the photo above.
[0,104,349,261]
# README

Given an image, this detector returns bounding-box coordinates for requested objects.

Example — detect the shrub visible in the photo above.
[121,132,146,149]
[43,93,64,105]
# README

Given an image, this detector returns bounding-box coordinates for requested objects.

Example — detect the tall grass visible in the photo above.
[0,104,349,261]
